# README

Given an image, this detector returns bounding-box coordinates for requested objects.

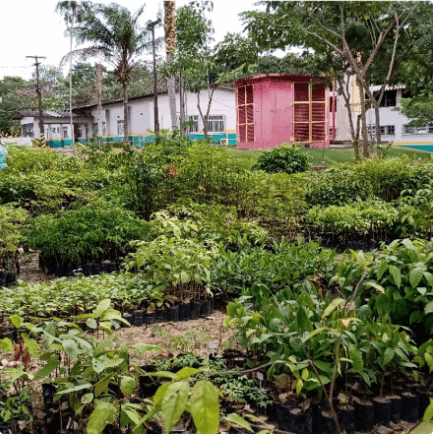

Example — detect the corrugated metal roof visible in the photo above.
[12,110,91,119]
[370,84,406,93]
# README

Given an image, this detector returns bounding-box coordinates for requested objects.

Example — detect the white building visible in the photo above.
[13,87,238,147]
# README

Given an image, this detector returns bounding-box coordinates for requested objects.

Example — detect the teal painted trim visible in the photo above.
[227,134,237,139]
[402,145,433,152]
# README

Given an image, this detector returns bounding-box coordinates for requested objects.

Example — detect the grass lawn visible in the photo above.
[226,145,433,167]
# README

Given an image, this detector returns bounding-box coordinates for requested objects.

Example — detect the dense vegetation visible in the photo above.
[1,140,433,434]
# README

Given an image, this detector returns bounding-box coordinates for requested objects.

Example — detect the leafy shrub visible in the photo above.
[24,201,149,264]
[307,199,397,237]
[252,145,309,175]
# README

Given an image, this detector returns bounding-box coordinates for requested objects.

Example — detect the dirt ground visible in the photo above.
[18,251,54,283]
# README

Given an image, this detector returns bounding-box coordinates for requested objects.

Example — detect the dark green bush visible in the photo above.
[252,145,309,175]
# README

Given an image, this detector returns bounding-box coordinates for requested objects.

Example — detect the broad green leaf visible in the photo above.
[322,298,345,319]
[86,319,97,329]
[93,299,111,318]
[62,339,80,358]
[144,371,177,379]
[410,268,423,289]
[190,380,220,434]
[133,343,162,355]
[92,357,125,373]
[302,327,328,342]
[181,271,189,284]
[296,307,313,333]
[376,293,391,317]
[120,376,136,396]
[21,333,40,357]
[176,367,201,380]
[296,379,303,395]
[424,272,433,288]
[81,393,94,404]
[356,252,366,268]
[377,261,388,280]
[10,315,22,328]
[383,348,395,366]
[56,383,92,397]
[423,398,433,423]
[365,281,385,293]
[161,381,189,434]
[225,414,253,433]
[349,344,364,374]
[86,401,117,434]
[390,266,401,288]
[34,356,60,380]
[425,301,433,315]
[301,368,309,381]
[154,382,170,406]
[0,338,13,352]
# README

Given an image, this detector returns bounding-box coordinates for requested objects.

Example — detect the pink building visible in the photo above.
[236,74,333,149]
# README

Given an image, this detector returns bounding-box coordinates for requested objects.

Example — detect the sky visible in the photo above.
[0,0,273,81]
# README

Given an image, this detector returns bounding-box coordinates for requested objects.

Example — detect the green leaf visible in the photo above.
[56,383,92,397]
[161,381,189,434]
[410,268,423,288]
[377,261,388,280]
[356,252,366,268]
[120,376,136,397]
[224,414,253,433]
[424,272,433,288]
[296,307,313,333]
[10,315,22,328]
[383,348,395,366]
[133,343,162,355]
[322,298,345,318]
[425,301,433,315]
[375,293,391,317]
[180,271,189,284]
[92,357,125,373]
[0,338,13,352]
[176,367,201,380]
[296,379,303,395]
[86,401,117,434]
[144,371,177,380]
[302,327,328,342]
[349,344,364,374]
[62,339,80,358]
[81,393,94,404]
[154,382,170,405]
[34,356,60,381]
[86,319,97,329]
[301,368,309,381]
[390,266,402,288]
[365,281,385,293]
[93,299,111,318]
[21,333,40,357]
[423,398,433,423]
[190,380,220,434]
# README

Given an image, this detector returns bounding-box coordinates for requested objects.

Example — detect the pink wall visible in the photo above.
[236,74,330,150]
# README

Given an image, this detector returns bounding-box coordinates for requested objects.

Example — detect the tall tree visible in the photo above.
[164,1,177,129]
[243,1,419,157]
[61,2,153,144]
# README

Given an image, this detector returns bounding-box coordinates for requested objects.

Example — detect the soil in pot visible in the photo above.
[133,310,144,327]
[373,397,391,427]
[42,383,58,409]
[266,402,278,423]
[337,404,355,434]
[155,310,169,323]
[65,263,74,277]
[289,407,312,434]
[123,313,133,326]
[189,302,201,319]
[82,263,92,276]
[139,364,160,398]
[55,264,65,277]
[200,300,211,316]
[354,399,374,432]
[401,391,419,422]
[388,394,402,423]
[179,303,190,321]
[91,263,101,275]
[416,387,431,419]
[167,305,180,322]
[276,402,297,431]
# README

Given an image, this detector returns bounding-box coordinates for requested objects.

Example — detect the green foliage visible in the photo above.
[0,205,27,265]
[252,145,309,175]
[25,201,148,264]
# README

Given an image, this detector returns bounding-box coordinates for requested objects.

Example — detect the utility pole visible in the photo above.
[26,55,46,146]
[148,17,162,134]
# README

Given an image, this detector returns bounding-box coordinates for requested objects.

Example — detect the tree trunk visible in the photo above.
[197,92,208,138]
[358,81,369,158]
[164,1,177,129]
[179,70,185,136]
[374,102,381,145]
[152,25,159,134]
[123,83,129,144]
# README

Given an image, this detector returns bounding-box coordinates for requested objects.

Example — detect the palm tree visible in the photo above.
[56,1,88,144]
[164,1,177,129]
[61,3,152,144]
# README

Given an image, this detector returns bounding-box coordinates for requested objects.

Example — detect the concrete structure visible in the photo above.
[13,87,237,147]
[235,74,332,149]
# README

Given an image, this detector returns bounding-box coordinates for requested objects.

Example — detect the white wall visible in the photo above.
[0,138,32,146]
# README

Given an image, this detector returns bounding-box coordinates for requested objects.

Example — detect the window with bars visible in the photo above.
[117,120,124,136]
[63,126,68,138]
[208,115,225,133]
[102,122,106,136]
[188,115,199,133]
[293,82,327,142]
[93,123,99,135]
[237,85,254,143]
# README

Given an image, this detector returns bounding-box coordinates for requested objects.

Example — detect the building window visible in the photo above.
[208,115,225,133]
[22,123,34,138]
[85,125,90,138]
[385,125,395,135]
[51,128,56,134]
[403,125,432,135]
[429,123,433,134]
[77,126,83,137]
[188,115,199,133]
[93,123,99,136]
[238,85,255,143]
[63,126,68,138]
[380,90,397,107]
[102,122,106,136]
[117,120,124,136]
